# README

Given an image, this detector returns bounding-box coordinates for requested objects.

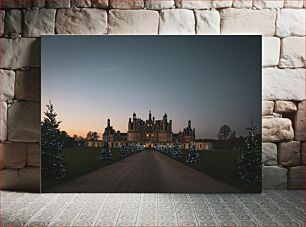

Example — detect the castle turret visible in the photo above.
[107,119,110,128]
[128,118,132,130]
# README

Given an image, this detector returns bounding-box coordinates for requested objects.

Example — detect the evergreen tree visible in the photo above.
[237,126,262,184]
[41,101,66,180]
[186,142,200,163]
[172,140,182,158]
[99,137,112,160]
[120,144,127,158]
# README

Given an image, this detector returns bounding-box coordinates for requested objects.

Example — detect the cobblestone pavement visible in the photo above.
[1,190,304,226]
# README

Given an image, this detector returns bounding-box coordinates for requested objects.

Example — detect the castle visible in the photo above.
[85,111,213,150]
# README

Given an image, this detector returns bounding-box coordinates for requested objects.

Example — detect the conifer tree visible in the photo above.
[120,144,127,158]
[186,142,200,163]
[99,137,112,160]
[41,101,66,180]
[172,140,182,158]
[237,126,261,184]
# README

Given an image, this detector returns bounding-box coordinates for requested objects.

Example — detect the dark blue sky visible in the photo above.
[42,35,261,139]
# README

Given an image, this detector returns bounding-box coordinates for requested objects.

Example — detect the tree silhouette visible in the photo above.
[99,137,112,160]
[86,131,99,141]
[41,101,66,180]
[218,125,232,140]
[237,126,261,184]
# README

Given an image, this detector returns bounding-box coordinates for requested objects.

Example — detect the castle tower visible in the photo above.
[107,119,110,128]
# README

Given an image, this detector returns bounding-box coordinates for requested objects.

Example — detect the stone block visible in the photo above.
[0,168,40,192]
[274,101,297,113]
[232,0,253,8]
[56,8,107,34]
[175,0,212,9]
[0,69,15,102]
[91,0,108,8]
[262,166,287,189]
[27,143,40,167]
[0,169,19,190]
[19,167,40,192]
[0,0,32,9]
[0,10,4,35]
[71,0,92,7]
[0,38,40,69]
[294,101,305,141]
[8,102,40,142]
[0,102,7,142]
[278,141,301,166]
[212,0,233,8]
[276,9,305,37]
[145,0,175,9]
[23,9,56,37]
[159,9,195,34]
[195,10,220,35]
[263,68,305,101]
[253,0,284,8]
[109,10,159,34]
[0,142,27,169]
[4,9,22,35]
[220,8,276,36]
[301,142,305,165]
[262,37,280,67]
[15,69,41,102]
[280,37,305,68]
[32,0,46,8]
[109,0,144,8]
[288,166,304,189]
[46,0,70,8]
[284,0,304,8]
[262,101,274,115]
[262,118,294,142]
[262,143,277,166]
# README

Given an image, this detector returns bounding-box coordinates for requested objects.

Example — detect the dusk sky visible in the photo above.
[42,36,261,139]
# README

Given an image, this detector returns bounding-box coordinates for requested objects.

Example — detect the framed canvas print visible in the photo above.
[41,35,262,193]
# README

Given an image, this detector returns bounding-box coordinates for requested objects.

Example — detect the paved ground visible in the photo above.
[47,151,239,193]
[1,190,304,226]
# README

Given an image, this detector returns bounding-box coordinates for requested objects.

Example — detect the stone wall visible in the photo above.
[0,0,305,192]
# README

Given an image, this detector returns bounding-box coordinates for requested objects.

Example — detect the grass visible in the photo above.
[174,149,261,193]
[42,147,133,190]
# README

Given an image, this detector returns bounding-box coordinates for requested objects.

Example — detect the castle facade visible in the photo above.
[127,111,173,148]
[85,111,213,150]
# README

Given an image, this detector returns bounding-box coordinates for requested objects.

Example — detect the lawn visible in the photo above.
[42,146,130,190]
[175,149,261,192]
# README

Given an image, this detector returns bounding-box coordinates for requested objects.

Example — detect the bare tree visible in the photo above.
[86,131,99,141]
[218,125,232,140]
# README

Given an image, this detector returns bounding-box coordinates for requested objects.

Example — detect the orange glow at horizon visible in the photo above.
[41,104,187,139]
